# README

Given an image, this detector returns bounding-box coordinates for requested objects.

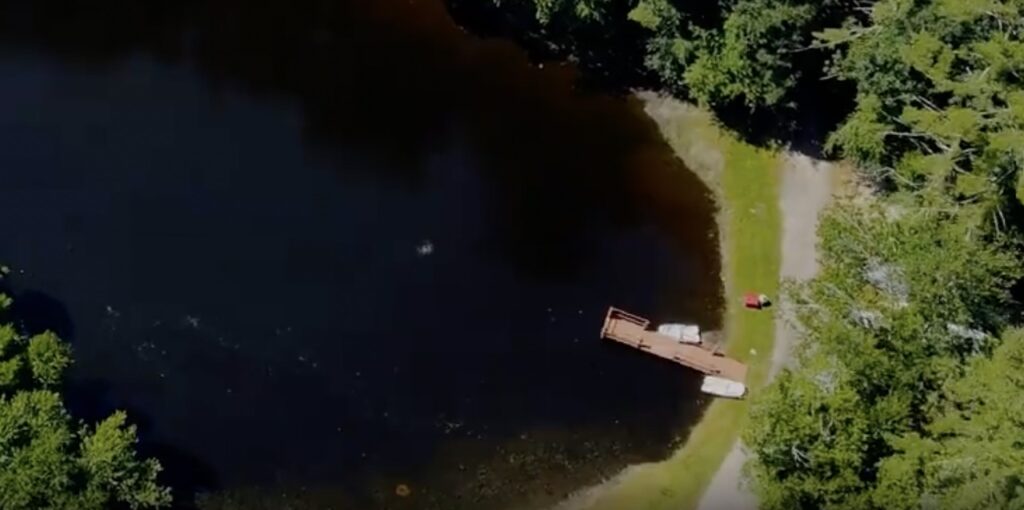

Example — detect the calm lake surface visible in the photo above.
[0,0,721,508]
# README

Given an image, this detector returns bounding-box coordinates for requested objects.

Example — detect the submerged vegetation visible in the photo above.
[480,0,1024,508]
[0,286,170,509]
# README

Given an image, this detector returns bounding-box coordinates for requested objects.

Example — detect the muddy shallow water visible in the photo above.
[0,0,721,508]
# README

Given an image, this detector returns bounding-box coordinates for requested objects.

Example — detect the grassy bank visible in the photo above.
[582,98,781,510]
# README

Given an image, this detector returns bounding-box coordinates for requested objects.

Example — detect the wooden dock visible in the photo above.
[600,307,748,383]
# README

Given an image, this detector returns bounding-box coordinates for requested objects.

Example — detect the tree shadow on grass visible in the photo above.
[709,73,858,159]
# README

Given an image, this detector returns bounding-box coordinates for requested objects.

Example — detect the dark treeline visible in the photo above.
[470,1,1024,509]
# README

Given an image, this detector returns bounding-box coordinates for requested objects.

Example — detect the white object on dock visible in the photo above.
[656,323,701,344]
[701,376,747,399]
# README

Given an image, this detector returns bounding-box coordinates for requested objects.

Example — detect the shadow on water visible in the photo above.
[445,0,656,95]
[446,0,859,158]
[0,279,222,508]
[63,377,223,509]
[0,0,722,321]
[7,289,75,340]
[68,393,224,510]
[0,0,722,508]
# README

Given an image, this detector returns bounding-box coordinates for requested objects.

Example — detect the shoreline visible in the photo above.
[549,92,833,510]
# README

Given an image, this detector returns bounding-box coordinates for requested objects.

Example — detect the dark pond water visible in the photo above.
[0,0,721,508]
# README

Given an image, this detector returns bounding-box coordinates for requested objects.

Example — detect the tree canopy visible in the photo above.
[485,0,852,109]
[740,3,1024,507]
[744,203,1021,509]
[0,293,170,510]
[873,327,1024,510]
[824,0,1024,211]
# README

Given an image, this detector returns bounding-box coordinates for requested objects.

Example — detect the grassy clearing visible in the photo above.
[583,98,781,510]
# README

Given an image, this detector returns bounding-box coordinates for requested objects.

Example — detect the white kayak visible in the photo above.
[657,323,701,344]
[701,376,747,399]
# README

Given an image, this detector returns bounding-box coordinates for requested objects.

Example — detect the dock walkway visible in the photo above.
[600,307,748,383]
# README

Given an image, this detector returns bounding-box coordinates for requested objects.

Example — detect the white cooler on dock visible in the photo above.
[657,323,701,344]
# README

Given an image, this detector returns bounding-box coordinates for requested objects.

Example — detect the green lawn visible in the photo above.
[585,102,780,510]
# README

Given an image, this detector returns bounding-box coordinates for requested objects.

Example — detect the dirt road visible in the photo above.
[697,153,833,510]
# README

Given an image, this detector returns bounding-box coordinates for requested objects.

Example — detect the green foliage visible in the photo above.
[755,7,1024,504]
[493,0,845,109]
[626,0,661,30]
[78,412,171,509]
[814,205,1020,335]
[527,0,612,24]
[1017,163,1024,204]
[684,0,815,108]
[825,94,889,165]
[823,0,1024,213]
[0,390,77,510]
[745,356,873,509]
[26,332,71,387]
[874,328,1024,509]
[0,295,171,510]
[633,0,692,93]
[0,357,23,390]
[746,202,1022,509]
[0,389,171,510]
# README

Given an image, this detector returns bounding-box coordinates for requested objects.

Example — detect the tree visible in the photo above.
[873,328,1024,510]
[744,203,1022,509]
[632,0,848,108]
[0,292,171,510]
[26,331,71,386]
[684,0,815,108]
[744,352,874,509]
[747,2,1024,505]
[514,0,614,24]
[490,0,858,110]
[823,0,1024,217]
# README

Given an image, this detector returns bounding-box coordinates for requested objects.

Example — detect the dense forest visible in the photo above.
[475,0,1024,508]
[0,282,170,509]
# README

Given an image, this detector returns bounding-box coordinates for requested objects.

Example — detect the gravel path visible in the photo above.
[697,152,833,510]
